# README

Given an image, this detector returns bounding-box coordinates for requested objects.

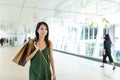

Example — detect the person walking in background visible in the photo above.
[100,34,116,70]
[23,39,27,44]
[26,22,56,80]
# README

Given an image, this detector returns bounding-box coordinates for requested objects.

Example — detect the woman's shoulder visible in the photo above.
[48,40,52,44]
[48,40,53,47]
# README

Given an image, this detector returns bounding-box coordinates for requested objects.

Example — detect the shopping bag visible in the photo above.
[12,39,34,66]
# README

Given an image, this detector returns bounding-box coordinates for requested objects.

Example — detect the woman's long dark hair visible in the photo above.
[104,34,112,43]
[35,22,49,47]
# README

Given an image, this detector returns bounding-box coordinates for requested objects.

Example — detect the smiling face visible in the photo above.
[37,24,48,37]
[35,22,49,42]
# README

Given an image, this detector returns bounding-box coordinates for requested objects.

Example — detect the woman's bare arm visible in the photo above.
[49,40,56,80]
[26,49,38,61]
[26,41,39,61]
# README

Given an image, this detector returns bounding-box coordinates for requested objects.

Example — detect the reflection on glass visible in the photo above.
[85,43,94,56]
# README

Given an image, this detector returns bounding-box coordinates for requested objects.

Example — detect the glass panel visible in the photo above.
[80,27,84,40]
[85,42,94,56]
[85,27,88,40]
[89,28,93,39]
[94,28,97,39]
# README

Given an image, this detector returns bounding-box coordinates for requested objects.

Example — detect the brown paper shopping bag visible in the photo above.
[12,39,34,66]
[12,43,28,66]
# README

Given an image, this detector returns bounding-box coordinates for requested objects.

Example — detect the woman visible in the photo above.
[100,34,115,70]
[26,22,56,80]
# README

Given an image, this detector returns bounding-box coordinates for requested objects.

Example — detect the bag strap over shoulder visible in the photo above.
[40,51,49,65]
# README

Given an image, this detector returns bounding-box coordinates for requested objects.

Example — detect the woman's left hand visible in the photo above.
[53,73,56,80]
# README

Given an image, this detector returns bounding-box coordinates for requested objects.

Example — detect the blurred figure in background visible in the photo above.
[100,34,116,70]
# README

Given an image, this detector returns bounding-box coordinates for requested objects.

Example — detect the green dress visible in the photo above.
[29,47,51,80]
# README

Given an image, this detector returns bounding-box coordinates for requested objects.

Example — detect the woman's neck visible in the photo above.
[38,36,45,42]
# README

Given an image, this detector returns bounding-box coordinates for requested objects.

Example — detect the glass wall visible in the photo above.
[46,0,120,63]
[49,16,120,63]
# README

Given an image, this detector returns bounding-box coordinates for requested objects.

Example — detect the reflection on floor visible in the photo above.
[0,46,120,80]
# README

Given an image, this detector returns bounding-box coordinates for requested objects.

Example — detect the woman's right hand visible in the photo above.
[34,42,39,50]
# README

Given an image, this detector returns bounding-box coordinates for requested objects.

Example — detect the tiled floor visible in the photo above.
[0,46,120,80]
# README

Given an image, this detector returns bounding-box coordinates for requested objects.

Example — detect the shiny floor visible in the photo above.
[0,46,120,80]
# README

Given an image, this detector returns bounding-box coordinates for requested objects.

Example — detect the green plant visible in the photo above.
[102,18,109,27]
[88,18,109,28]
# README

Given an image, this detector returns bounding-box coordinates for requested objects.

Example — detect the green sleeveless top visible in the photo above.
[29,47,51,80]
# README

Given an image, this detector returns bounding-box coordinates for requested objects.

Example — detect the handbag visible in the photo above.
[12,39,34,66]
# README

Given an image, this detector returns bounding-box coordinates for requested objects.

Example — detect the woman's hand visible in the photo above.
[34,42,39,50]
[53,73,56,80]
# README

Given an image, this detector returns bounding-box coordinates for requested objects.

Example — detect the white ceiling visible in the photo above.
[0,0,120,34]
